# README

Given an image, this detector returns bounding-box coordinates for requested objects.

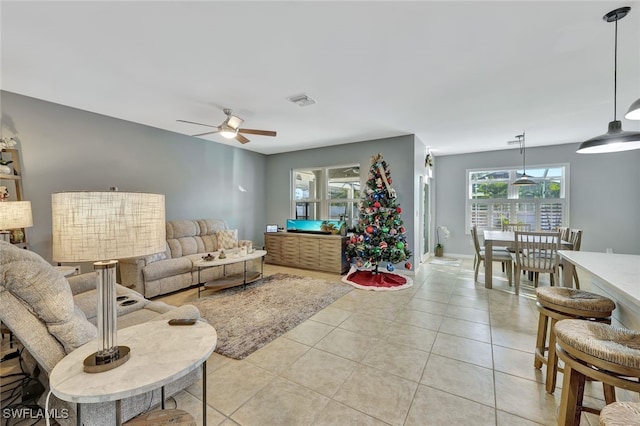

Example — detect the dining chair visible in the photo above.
[557,226,571,243]
[471,225,512,285]
[511,230,561,295]
[558,229,583,288]
[502,222,532,232]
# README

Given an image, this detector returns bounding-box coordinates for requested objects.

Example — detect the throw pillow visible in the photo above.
[144,252,167,264]
[216,229,238,249]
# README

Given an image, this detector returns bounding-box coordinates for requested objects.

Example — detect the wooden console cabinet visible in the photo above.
[264,232,348,274]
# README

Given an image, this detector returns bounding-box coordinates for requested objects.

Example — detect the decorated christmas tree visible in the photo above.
[345,153,412,274]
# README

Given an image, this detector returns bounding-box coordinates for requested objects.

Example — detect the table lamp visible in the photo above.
[0,201,33,243]
[51,190,165,373]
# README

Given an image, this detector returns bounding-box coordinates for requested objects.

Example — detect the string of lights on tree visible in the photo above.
[345,153,412,273]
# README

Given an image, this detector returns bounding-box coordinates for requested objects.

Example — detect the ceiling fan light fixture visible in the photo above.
[219,123,238,139]
[625,97,640,120]
[578,6,640,154]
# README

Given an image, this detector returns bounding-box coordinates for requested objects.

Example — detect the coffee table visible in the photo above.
[194,249,266,297]
[49,320,217,426]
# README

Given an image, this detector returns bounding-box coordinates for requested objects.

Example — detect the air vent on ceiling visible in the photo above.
[287,93,317,107]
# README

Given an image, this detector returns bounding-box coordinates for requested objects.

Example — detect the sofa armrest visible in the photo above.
[119,257,147,295]
[149,304,201,322]
[67,272,98,295]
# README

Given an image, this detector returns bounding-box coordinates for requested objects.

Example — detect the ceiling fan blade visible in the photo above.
[192,130,220,137]
[236,133,251,144]
[177,119,218,129]
[238,128,277,137]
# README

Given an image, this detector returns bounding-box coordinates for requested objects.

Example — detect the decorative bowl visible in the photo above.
[202,254,215,261]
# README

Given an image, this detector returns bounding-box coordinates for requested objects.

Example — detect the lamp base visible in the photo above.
[83,345,130,373]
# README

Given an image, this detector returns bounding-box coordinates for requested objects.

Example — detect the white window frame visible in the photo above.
[465,163,570,233]
[291,164,360,220]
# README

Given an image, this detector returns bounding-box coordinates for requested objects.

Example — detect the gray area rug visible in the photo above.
[189,273,353,359]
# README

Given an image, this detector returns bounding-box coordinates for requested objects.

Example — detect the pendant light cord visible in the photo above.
[614,17,618,120]
[519,132,526,175]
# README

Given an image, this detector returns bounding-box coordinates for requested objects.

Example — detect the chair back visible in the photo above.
[513,230,560,273]
[557,226,571,242]
[569,229,582,251]
[502,222,532,232]
[470,225,482,256]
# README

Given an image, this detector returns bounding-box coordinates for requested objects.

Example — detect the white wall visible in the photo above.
[434,143,640,255]
[1,91,268,261]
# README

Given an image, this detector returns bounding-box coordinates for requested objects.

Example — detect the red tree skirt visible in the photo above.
[341,266,413,291]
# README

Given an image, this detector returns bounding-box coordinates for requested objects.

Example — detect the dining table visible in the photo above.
[482,230,573,289]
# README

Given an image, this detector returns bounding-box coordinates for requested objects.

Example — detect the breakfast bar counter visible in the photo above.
[558,250,640,330]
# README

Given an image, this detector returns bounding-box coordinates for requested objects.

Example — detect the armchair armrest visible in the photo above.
[67,272,98,295]
[119,257,147,295]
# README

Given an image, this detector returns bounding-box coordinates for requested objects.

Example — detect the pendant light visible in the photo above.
[511,132,536,186]
[577,6,640,154]
[626,97,640,120]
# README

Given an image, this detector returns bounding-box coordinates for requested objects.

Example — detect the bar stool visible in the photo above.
[554,320,640,426]
[599,402,640,425]
[534,287,615,394]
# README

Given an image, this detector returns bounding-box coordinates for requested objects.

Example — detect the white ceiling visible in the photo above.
[2,1,640,156]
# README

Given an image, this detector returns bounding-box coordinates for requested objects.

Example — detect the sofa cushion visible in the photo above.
[0,242,97,353]
[143,257,193,282]
[217,229,238,249]
[166,220,199,239]
[197,219,227,235]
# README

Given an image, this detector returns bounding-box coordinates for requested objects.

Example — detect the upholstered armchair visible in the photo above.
[0,242,202,425]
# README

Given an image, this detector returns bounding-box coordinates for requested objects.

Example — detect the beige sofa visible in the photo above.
[0,242,202,425]
[119,218,257,298]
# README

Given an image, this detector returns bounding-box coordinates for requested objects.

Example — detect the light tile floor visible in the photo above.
[155,260,639,426]
[2,259,638,425]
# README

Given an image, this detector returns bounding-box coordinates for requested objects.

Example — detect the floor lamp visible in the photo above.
[51,191,165,373]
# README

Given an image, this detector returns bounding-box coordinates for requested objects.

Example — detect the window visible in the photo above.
[292,165,360,227]
[466,164,569,232]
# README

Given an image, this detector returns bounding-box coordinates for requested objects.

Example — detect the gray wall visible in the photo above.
[434,143,640,255]
[265,135,420,267]
[1,91,268,262]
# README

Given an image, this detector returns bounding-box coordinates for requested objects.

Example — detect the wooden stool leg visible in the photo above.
[558,363,586,426]
[603,384,616,404]
[572,269,580,289]
[545,318,559,394]
[535,312,548,369]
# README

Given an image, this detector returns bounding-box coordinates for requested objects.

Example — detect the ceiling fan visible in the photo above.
[177,108,277,144]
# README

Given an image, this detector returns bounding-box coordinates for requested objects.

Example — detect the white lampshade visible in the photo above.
[52,191,166,262]
[0,201,33,229]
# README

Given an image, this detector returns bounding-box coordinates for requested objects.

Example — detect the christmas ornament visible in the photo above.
[396,207,402,213]
[399,226,405,233]
[379,241,388,249]
[366,226,373,234]
[386,263,395,272]
[396,242,404,249]
[382,227,389,233]
[373,201,381,208]
[405,262,412,269]
[389,228,397,235]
